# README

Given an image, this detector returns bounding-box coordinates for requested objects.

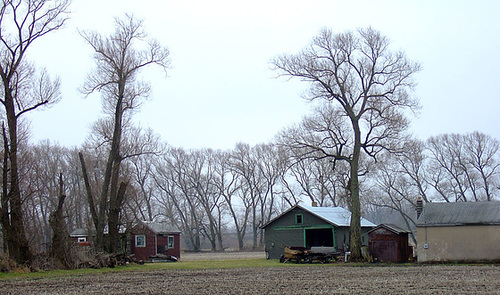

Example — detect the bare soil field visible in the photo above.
[2,263,500,294]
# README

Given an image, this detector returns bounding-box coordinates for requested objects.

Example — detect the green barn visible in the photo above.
[262,204,376,260]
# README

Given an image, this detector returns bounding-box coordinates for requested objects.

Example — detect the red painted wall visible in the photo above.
[132,226,156,261]
[131,224,181,261]
[156,234,181,259]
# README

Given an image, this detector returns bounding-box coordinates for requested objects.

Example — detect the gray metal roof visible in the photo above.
[262,204,376,228]
[416,201,500,227]
[70,228,88,237]
[142,221,180,234]
[299,205,376,227]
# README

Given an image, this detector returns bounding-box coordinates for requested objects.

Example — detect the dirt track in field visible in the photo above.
[1,253,500,294]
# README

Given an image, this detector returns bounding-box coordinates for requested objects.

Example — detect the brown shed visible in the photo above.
[368,224,411,262]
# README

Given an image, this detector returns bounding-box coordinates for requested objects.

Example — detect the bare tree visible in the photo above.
[213,150,249,250]
[0,0,69,263]
[230,143,264,250]
[254,143,289,247]
[49,173,74,269]
[464,132,500,201]
[284,143,350,208]
[127,142,162,222]
[189,149,226,251]
[79,14,169,253]
[427,133,499,202]
[273,28,420,260]
[370,150,421,246]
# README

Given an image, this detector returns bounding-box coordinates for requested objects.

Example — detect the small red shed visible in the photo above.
[368,224,411,263]
[131,221,181,261]
[69,228,92,246]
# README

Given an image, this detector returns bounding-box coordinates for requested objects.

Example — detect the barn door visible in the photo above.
[373,240,398,262]
[305,228,334,248]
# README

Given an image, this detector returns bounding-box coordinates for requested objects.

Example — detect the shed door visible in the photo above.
[372,240,397,262]
[305,228,334,248]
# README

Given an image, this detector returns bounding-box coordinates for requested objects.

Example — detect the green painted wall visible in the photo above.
[264,207,372,260]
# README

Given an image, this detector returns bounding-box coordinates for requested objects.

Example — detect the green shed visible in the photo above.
[262,204,376,260]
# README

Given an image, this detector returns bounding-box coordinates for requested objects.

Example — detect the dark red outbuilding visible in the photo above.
[131,221,181,261]
[368,224,411,263]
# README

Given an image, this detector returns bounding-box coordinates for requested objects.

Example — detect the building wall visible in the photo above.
[264,207,324,259]
[132,226,156,261]
[417,225,500,262]
[156,234,181,259]
[264,207,371,259]
[368,229,409,262]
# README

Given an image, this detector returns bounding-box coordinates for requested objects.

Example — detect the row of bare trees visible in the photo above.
[0,1,498,266]
[369,132,500,244]
[8,130,499,258]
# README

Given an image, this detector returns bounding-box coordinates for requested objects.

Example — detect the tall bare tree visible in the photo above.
[0,0,69,263]
[426,133,499,202]
[464,132,500,201]
[79,14,169,252]
[230,143,264,250]
[154,148,203,251]
[273,28,420,260]
[213,150,249,250]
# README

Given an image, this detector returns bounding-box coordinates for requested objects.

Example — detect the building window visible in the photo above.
[295,214,303,224]
[168,236,174,249]
[77,237,86,243]
[135,235,146,247]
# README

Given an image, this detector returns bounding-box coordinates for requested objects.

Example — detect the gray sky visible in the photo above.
[27,0,500,150]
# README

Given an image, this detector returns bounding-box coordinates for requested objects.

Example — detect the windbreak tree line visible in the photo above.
[3,132,500,259]
[0,0,499,267]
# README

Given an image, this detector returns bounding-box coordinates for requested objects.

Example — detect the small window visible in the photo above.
[295,214,303,224]
[135,235,146,247]
[168,236,174,249]
[77,237,86,243]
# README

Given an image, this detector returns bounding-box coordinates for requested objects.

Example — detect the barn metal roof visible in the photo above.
[262,204,376,228]
[300,205,376,227]
[416,201,500,227]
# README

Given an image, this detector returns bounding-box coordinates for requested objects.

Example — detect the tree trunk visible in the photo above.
[1,125,10,255]
[49,174,74,269]
[108,181,127,253]
[78,152,104,251]
[348,120,362,261]
[4,94,32,264]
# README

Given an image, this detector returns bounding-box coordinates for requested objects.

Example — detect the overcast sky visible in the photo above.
[27,0,500,150]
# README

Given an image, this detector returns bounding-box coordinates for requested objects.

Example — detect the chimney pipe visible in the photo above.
[311,201,318,207]
[416,196,423,219]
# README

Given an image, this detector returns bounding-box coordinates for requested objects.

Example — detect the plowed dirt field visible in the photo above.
[2,264,500,294]
[0,252,500,295]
